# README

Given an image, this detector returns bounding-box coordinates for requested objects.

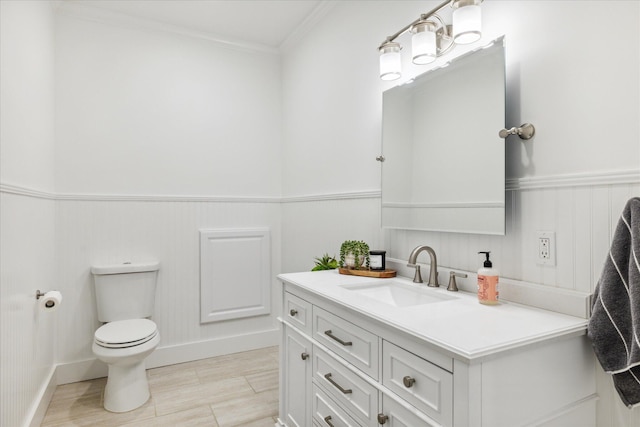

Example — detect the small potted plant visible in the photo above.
[339,240,370,270]
[311,253,339,271]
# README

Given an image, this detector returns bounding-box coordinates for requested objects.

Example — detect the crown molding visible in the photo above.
[55,1,280,55]
[279,0,339,53]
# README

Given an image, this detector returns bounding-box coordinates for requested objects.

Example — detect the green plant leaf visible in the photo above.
[311,253,338,271]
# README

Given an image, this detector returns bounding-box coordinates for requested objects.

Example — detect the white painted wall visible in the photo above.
[0,2,57,426]
[280,1,640,426]
[54,200,282,378]
[282,0,639,197]
[52,10,284,377]
[54,12,282,197]
[2,1,639,426]
[0,1,56,191]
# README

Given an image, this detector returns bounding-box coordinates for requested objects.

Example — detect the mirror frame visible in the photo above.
[381,37,506,235]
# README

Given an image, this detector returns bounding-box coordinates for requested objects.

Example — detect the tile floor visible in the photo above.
[41,346,280,427]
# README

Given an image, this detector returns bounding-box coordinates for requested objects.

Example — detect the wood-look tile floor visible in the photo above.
[41,346,279,427]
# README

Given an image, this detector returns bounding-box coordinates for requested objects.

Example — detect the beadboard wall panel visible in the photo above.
[55,200,282,367]
[385,182,640,293]
[0,193,56,427]
[281,180,640,427]
[281,197,382,273]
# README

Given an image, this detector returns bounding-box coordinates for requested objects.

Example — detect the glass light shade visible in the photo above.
[452,3,482,44]
[379,43,401,81]
[411,22,437,65]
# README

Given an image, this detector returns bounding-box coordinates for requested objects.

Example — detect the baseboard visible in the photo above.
[55,328,280,385]
[27,366,57,427]
[146,328,280,369]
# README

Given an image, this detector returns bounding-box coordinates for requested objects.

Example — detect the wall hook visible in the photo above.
[499,123,535,140]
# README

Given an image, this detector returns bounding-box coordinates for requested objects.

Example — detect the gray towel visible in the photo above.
[588,197,640,408]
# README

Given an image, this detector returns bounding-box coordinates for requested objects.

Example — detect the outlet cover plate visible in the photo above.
[536,231,556,266]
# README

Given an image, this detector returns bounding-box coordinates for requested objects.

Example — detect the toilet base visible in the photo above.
[103,359,150,412]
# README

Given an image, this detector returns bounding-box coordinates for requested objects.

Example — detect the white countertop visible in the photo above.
[278,270,589,361]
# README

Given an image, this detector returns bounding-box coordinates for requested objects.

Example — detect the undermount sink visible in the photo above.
[340,280,457,307]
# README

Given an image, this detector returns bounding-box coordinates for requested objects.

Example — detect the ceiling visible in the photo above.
[58,0,325,49]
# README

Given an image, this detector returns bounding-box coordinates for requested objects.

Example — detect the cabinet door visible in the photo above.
[283,326,312,427]
[378,395,438,427]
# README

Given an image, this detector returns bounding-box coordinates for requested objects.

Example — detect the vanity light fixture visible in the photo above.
[378,0,483,80]
[379,41,402,81]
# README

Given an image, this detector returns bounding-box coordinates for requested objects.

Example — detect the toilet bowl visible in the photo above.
[92,318,160,413]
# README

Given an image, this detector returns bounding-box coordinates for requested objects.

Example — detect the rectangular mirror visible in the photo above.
[381,37,506,235]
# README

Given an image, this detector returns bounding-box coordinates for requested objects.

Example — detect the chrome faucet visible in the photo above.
[407,245,439,287]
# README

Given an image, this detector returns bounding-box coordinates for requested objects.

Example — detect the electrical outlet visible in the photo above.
[536,231,556,266]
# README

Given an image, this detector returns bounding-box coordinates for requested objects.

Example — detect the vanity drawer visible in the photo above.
[313,346,378,426]
[312,384,364,427]
[382,341,453,426]
[380,394,439,427]
[285,292,312,335]
[313,306,379,379]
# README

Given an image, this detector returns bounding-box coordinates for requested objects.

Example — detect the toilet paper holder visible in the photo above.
[36,289,61,309]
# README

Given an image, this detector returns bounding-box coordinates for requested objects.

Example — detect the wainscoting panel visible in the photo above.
[385,181,640,294]
[54,199,282,371]
[0,193,56,427]
[280,196,383,274]
[199,228,271,323]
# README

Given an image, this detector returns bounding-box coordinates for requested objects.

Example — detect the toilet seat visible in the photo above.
[95,319,158,349]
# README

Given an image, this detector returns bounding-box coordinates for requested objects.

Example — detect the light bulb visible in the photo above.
[379,42,402,81]
[452,0,482,45]
[411,21,437,65]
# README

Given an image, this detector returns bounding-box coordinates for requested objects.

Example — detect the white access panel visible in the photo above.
[199,228,271,323]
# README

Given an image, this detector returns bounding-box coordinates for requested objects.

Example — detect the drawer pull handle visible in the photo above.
[324,415,335,427]
[289,309,298,317]
[403,375,416,388]
[377,413,389,424]
[301,352,309,360]
[324,373,352,394]
[324,330,353,346]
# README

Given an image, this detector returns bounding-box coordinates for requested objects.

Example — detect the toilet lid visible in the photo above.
[95,319,157,348]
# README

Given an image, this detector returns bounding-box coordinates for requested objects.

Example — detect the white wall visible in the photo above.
[55,13,282,197]
[2,1,639,426]
[280,1,640,426]
[52,10,284,375]
[54,200,282,375]
[0,1,57,426]
[282,0,639,196]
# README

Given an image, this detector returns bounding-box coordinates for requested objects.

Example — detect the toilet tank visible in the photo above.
[91,261,160,322]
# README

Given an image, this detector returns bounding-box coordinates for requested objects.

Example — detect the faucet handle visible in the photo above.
[447,271,468,292]
[407,264,423,283]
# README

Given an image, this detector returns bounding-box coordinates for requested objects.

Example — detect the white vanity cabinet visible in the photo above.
[282,325,312,427]
[277,271,597,427]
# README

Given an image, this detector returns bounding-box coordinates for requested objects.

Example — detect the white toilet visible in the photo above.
[91,261,161,413]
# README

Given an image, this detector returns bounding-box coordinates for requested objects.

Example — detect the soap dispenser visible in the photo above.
[477,251,499,305]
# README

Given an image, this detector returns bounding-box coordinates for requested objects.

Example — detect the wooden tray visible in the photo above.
[338,268,396,278]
